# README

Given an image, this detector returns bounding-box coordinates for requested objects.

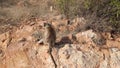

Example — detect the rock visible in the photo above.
[110,50,120,68]
[116,38,120,42]
[72,17,86,24]
[6,50,32,68]
[58,44,104,68]
[0,17,120,68]
[58,44,83,68]
[18,37,27,42]
[99,58,110,68]
[53,14,66,20]
[75,30,96,44]
[76,30,106,46]
[32,30,43,42]
[0,31,12,50]
[0,48,5,60]
[110,48,119,53]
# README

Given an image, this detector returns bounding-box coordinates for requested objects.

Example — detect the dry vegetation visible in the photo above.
[0,0,53,33]
[54,0,120,33]
[0,0,120,34]
[0,0,51,25]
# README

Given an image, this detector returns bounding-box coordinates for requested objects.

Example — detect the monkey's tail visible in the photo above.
[49,51,57,68]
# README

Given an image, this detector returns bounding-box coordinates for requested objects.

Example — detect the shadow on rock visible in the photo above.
[55,36,73,49]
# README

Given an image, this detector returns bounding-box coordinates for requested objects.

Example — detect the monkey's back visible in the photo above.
[44,25,56,47]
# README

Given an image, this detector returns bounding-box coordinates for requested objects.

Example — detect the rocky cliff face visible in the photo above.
[0,18,120,68]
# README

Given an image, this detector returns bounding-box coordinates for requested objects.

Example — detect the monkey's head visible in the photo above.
[44,23,52,28]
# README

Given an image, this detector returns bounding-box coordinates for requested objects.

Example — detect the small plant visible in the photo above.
[55,0,77,19]
[109,0,120,32]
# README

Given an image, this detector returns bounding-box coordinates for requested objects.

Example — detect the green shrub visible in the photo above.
[109,0,120,32]
[55,0,120,33]
[55,0,78,19]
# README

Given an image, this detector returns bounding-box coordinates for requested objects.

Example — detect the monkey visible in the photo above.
[43,23,56,53]
[43,23,57,68]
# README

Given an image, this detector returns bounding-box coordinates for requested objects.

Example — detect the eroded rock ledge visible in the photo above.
[0,19,120,68]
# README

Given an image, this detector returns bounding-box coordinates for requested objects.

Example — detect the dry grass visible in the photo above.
[0,0,52,33]
[0,0,51,23]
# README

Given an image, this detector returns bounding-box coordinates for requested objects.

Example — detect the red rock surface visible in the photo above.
[0,18,120,68]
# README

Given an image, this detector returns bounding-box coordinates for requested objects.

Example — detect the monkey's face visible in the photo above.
[44,23,51,28]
